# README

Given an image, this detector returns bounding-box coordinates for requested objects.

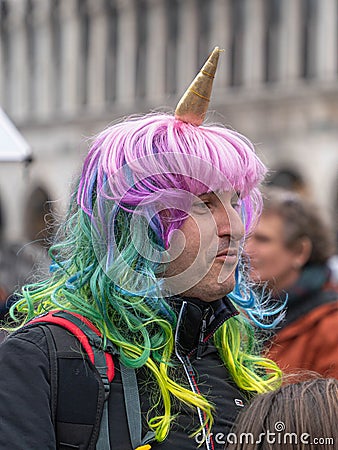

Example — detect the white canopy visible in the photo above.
[0,108,32,162]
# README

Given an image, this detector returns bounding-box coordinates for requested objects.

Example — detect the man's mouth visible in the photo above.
[216,249,239,263]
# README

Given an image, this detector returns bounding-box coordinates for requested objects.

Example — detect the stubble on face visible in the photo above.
[163,191,244,302]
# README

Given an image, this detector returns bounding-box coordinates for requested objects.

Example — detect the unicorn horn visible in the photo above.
[175,46,221,126]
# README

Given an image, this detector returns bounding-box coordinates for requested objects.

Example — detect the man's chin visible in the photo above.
[218,268,236,287]
[202,279,236,302]
[221,280,236,297]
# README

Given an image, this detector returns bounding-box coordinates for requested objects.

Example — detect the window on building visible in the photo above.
[165,0,179,95]
[135,0,147,99]
[301,0,318,79]
[264,0,282,83]
[25,186,55,246]
[78,0,90,106]
[105,0,118,103]
[0,195,3,241]
[25,0,36,111]
[0,0,10,108]
[51,0,62,109]
[335,178,338,248]
[229,0,245,87]
[197,0,211,70]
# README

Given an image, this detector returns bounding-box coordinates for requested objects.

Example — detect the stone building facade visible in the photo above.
[0,0,337,245]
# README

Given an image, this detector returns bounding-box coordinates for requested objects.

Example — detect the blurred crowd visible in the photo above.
[0,241,49,341]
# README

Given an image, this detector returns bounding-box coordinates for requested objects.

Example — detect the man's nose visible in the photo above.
[217,207,245,242]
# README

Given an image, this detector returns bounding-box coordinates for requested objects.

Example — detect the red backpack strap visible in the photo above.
[29,310,115,382]
[29,310,154,449]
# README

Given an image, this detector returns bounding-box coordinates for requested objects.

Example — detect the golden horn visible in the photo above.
[175,46,221,126]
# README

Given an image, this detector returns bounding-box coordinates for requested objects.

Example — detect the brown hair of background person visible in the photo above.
[246,188,338,378]
[227,377,338,450]
[266,167,309,197]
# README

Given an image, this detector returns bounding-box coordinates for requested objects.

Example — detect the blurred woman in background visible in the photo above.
[246,188,338,378]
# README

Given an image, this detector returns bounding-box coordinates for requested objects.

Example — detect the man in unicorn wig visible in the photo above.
[0,48,282,450]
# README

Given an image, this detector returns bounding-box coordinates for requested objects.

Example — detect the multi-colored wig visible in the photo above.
[12,114,282,442]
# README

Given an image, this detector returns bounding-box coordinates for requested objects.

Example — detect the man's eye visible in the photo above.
[193,202,210,210]
[231,200,241,209]
[232,192,241,209]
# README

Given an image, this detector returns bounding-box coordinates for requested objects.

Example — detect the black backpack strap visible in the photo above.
[121,364,155,449]
[43,325,58,428]
[89,341,111,450]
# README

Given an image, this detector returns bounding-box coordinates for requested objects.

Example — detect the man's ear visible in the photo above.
[293,237,312,269]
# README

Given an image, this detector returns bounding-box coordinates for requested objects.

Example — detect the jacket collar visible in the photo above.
[171,296,239,358]
[282,264,336,327]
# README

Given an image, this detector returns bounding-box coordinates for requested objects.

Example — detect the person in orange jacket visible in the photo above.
[246,187,338,378]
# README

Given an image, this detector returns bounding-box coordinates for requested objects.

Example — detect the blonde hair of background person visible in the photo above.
[226,378,338,450]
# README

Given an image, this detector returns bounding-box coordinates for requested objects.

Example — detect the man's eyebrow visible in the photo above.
[199,190,241,198]
[198,192,213,199]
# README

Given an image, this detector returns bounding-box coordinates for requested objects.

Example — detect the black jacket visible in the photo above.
[0,297,247,450]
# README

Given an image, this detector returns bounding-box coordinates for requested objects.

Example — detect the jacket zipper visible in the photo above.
[175,302,214,450]
[196,308,209,359]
